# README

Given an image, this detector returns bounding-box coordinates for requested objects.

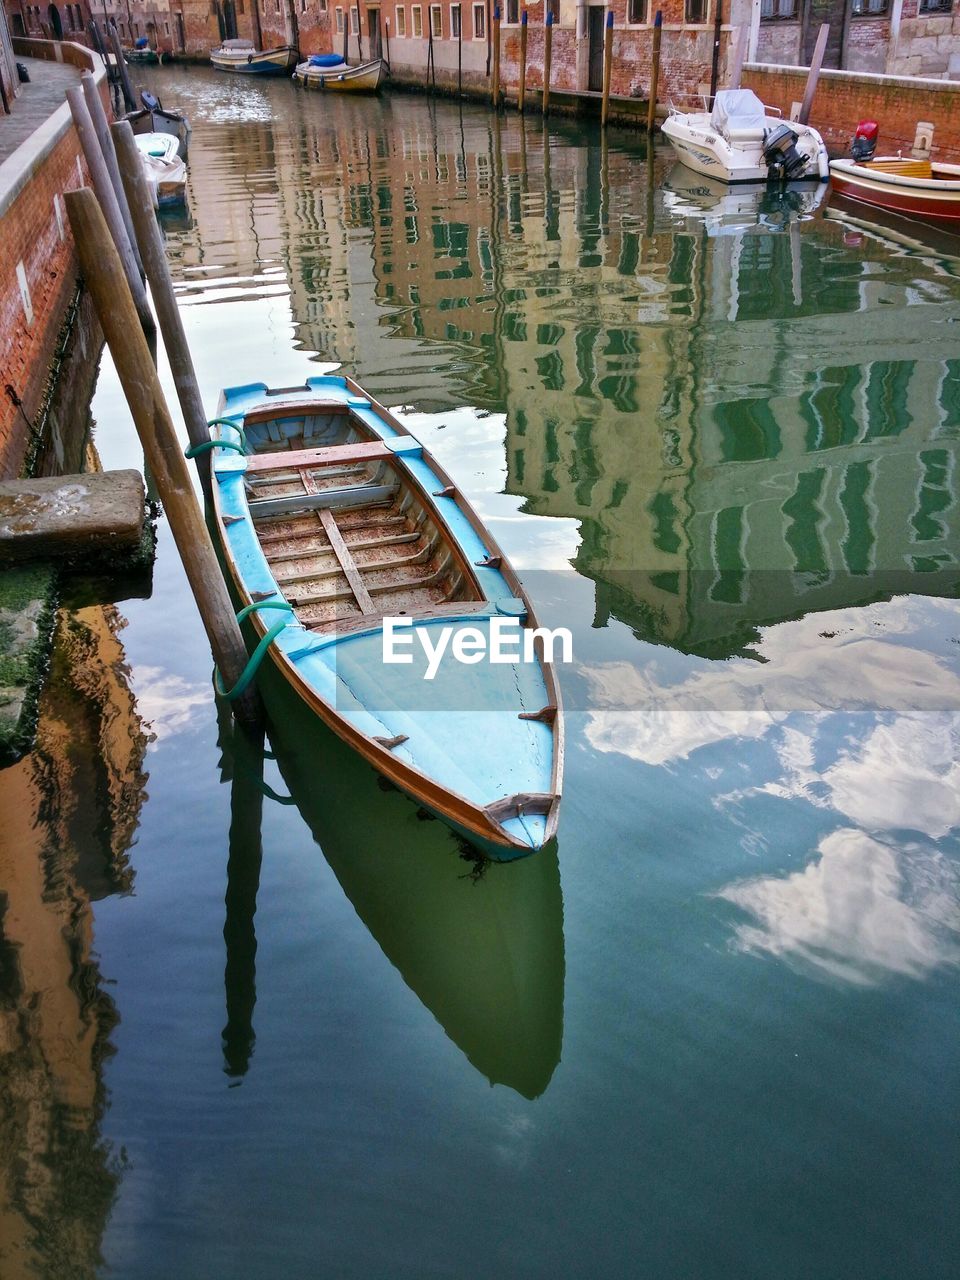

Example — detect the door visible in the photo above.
[368,7,382,58]
[175,12,185,51]
[48,4,63,39]
[223,0,238,40]
[803,0,843,70]
[588,6,604,93]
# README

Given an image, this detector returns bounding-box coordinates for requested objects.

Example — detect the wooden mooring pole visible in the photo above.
[646,10,662,136]
[492,6,501,110]
[64,187,259,723]
[80,71,143,279]
[107,18,136,111]
[542,11,553,118]
[66,85,154,338]
[601,9,613,129]
[518,10,528,114]
[112,119,213,500]
[798,23,829,126]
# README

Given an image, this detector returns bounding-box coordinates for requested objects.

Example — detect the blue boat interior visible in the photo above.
[213,377,556,851]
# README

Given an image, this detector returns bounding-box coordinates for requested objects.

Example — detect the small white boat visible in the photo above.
[210,39,299,76]
[134,133,187,209]
[662,89,829,185]
[292,55,384,93]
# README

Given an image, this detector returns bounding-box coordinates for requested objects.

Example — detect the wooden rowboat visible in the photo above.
[210,40,299,75]
[829,156,960,225]
[292,57,384,93]
[209,376,563,858]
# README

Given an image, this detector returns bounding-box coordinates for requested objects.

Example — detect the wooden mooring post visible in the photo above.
[601,10,613,129]
[542,11,553,118]
[80,71,143,278]
[64,187,260,723]
[518,10,528,114]
[647,10,662,136]
[66,85,154,337]
[492,6,501,110]
[106,18,136,111]
[112,119,213,500]
[798,23,829,126]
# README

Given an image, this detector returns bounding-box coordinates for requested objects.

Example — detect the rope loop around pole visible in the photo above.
[214,600,294,701]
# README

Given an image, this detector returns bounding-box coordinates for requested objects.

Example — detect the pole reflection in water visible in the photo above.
[221,662,564,1100]
[217,707,268,1080]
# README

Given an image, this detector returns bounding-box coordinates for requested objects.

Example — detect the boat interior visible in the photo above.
[229,404,484,633]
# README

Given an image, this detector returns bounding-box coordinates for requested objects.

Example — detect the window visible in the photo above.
[627,0,646,21]
[430,3,442,35]
[547,0,559,19]
[350,5,359,33]
[451,2,460,35]
[301,0,306,10]
[335,5,344,31]
[319,0,327,10]
[165,20,170,33]
[412,4,422,35]
[851,0,888,12]
[275,0,280,13]
[760,0,797,16]
[473,1,484,37]
[919,0,952,10]
[506,0,518,22]
[396,4,406,35]
[685,0,707,21]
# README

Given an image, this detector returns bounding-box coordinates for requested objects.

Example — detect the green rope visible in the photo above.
[215,600,293,701]
[186,437,246,459]
[207,417,249,448]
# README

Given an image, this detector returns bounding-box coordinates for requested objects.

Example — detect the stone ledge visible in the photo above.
[0,470,146,564]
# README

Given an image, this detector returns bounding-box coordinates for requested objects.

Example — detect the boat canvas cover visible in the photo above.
[710,89,766,133]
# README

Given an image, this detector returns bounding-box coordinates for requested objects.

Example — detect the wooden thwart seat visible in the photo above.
[864,158,933,179]
[244,440,393,473]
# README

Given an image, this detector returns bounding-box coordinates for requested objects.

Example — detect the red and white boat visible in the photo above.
[829,120,960,226]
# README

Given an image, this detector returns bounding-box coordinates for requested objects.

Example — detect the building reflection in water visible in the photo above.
[0,606,149,1278]
[168,88,960,658]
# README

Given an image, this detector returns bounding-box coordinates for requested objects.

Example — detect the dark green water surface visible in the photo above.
[3,67,960,1278]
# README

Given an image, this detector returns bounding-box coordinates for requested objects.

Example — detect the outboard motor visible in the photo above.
[851,119,879,161]
[140,90,162,112]
[763,124,810,181]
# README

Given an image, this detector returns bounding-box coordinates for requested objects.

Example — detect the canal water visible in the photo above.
[3,66,959,1278]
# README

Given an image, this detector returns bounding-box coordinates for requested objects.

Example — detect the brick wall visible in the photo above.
[0,43,109,477]
[742,61,960,159]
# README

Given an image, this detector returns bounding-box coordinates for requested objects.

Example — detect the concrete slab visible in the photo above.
[0,469,146,563]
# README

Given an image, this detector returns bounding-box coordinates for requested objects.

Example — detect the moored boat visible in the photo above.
[208,375,563,858]
[134,132,187,208]
[662,89,829,185]
[125,91,190,159]
[210,39,299,75]
[292,54,384,93]
[829,156,960,226]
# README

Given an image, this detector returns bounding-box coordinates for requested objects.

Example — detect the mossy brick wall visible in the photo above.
[743,64,960,159]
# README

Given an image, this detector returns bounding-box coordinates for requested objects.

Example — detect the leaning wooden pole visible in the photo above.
[107,19,136,110]
[798,23,829,126]
[113,120,213,500]
[80,71,143,279]
[518,10,528,113]
[601,9,613,128]
[64,188,259,723]
[66,86,154,337]
[542,11,553,118]
[646,10,662,135]
[491,6,501,109]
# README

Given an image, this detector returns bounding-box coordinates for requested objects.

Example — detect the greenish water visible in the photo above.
[2,67,959,1278]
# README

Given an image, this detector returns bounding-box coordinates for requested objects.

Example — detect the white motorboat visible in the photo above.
[134,132,187,209]
[661,89,829,185]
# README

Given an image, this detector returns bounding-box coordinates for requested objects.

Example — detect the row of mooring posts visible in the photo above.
[65,72,260,723]
[489,9,663,130]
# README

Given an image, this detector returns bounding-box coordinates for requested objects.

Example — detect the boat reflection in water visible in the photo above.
[661,163,828,236]
[218,665,565,1100]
